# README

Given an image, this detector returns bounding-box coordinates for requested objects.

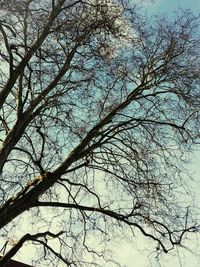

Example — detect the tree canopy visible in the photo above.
[0,0,200,266]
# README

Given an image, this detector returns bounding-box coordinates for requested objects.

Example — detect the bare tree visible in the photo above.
[0,0,200,266]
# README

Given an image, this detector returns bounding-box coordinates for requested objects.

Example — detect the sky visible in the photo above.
[4,1,200,266]
[114,1,200,266]
[149,0,200,14]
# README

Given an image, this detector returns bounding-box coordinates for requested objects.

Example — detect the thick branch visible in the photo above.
[35,201,169,253]
[0,0,66,110]
[0,231,65,267]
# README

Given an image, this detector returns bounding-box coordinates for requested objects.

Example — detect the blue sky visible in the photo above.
[119,1,200,267]
[149,0,200,14]
[6,1,200,266]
